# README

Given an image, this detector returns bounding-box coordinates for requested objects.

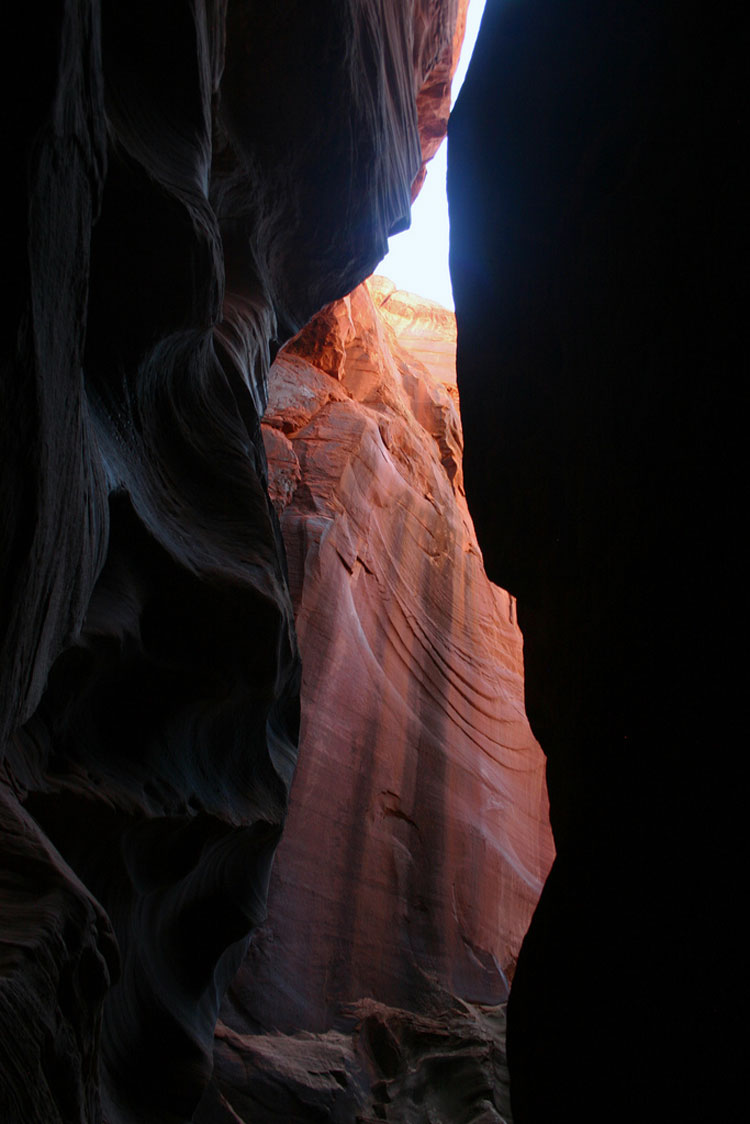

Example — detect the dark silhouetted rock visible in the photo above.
[448,1,745,1120]
[1,3,467,1121]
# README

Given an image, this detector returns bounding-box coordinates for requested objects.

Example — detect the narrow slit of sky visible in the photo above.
[378,0,487,310]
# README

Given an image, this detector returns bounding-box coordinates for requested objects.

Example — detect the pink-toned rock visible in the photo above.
[283,298,356,380]
[227,281,554,1038]
[368,276,459,396]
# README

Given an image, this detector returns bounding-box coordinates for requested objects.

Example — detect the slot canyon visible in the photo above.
[1,2,742,1122]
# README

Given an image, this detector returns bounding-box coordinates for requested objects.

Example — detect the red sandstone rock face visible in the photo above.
[222,281,553,1042]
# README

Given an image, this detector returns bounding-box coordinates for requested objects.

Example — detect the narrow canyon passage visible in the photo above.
[2,2,742,1122]
[4,2,547,1121]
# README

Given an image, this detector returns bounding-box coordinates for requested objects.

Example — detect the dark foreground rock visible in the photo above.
[449,2,745,1120]
[1,3,467,1121]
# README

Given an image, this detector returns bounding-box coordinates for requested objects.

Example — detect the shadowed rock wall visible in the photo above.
[449,2,744,1120]
[1,3,466,1121]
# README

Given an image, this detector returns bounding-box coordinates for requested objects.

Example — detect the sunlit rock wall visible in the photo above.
[0,3,466,1121]
[245,279,553,1028]
[198,280,553,1121]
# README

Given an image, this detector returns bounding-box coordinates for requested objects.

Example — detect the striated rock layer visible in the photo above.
[1,3,466,1121]
[197,280,553,1121]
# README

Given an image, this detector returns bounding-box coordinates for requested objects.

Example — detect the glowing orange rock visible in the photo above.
[234,280,554,1033]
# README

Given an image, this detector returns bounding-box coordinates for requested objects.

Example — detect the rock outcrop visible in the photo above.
[448,2,745,1120]
[197,279,552,1120]
[1,3,469,1121]
[203,999,514,1124]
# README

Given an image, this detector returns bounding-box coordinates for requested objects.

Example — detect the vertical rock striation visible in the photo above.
[1,3,468,1121]
[200,279,552,1121]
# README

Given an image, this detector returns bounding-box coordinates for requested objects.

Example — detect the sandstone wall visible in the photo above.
[0,4,468,1121]
[200,278,552,1121]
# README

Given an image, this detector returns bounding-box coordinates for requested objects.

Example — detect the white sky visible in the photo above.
[377,0,487,309]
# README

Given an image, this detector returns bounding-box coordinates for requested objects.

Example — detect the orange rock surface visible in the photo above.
[226,281,554,1034]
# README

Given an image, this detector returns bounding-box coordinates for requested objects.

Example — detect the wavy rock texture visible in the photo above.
[203,1000,513,1124]
[1,3,466,1121]
[448,1,745,1120]
[196,281,553,1121]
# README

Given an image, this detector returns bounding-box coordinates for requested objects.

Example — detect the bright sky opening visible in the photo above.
[378,0,487,309]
